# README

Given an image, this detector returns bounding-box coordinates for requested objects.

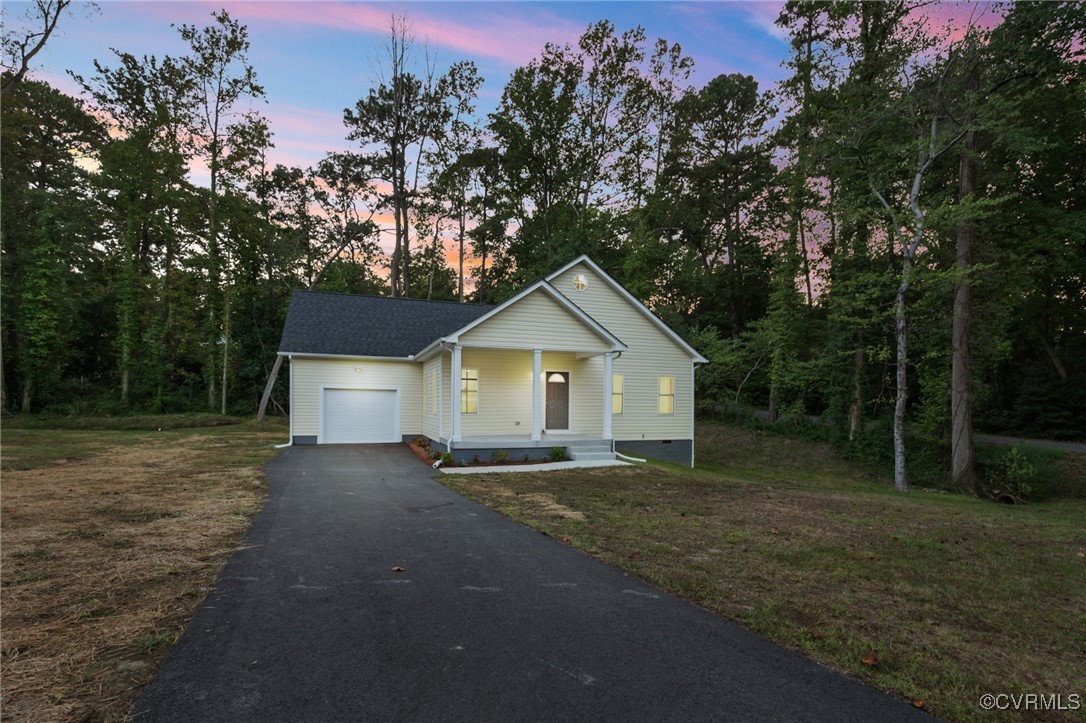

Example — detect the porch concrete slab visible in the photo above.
[439,434,606,450]
[440,459,631,475]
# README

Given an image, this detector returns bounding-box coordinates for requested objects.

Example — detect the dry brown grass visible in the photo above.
[1,422,283,722]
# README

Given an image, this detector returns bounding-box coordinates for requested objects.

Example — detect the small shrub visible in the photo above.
[491,449,509,463]
[439,452,454,466]
[522,454,530,463]
[412,436,431,449]
[472,454,482,465]
[980,446,1045,501]
[550,446,565,462]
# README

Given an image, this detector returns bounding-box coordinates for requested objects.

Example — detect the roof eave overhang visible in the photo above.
[279,351,416,362]
[414,339,447,361]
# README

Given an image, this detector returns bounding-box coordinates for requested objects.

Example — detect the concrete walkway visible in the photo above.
[132,444,929,722]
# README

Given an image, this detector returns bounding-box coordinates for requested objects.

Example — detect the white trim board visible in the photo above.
[415,280,627,360]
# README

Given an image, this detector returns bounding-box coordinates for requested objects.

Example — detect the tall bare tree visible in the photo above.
[344,15,444,297]
[177,10,265,413]
[1,0,76,97]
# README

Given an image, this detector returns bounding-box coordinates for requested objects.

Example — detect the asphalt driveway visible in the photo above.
[133,444,929,722]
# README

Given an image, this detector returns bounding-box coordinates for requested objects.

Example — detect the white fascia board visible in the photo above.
[414,339,446,361]
[546,255,710,364]
[441,280,627,351]
[280,351,417,362]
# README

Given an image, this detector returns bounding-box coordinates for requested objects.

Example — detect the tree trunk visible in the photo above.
[390,156,402,297]
[799,213,813,307]
[458,205,466,303]
[220,285,230,415]
[893,261,911,494]
[848,333,864,441]
[951,113,977,495]
[207,155,220,410]
[0,333,6,412]
[256,355,284,421]
[400,195,411,298]
[119,222,135,407]
[1034,323,1068,380]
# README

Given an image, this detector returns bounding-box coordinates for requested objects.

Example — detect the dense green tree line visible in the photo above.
[1,3,1083,490]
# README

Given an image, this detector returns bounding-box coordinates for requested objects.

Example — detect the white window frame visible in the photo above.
[461,368,479,415]
[658,375,675,416]
[612,373,624,415]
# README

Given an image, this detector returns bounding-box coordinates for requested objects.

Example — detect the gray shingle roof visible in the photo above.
[278,290,496,358]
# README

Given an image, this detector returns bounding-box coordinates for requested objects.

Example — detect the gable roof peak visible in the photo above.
[545,255,709,364]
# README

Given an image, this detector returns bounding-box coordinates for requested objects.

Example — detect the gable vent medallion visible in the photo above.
[572,274,588,291]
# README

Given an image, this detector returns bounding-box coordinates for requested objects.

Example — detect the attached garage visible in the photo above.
[320,388,400,444]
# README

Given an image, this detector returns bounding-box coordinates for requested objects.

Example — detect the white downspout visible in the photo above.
[607,351,623,459]
[690,359,696,468]
[274,355,294,449]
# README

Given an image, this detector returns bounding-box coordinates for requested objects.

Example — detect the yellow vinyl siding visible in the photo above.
[543,351,603,436]
[450,349,606,437]
[422,356,441,440]
[459,289,611,352]
[459,349,533,436]
[553,263,693,440]
[291,357,422,438]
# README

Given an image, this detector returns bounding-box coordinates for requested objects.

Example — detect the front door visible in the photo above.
[545,371,570,430]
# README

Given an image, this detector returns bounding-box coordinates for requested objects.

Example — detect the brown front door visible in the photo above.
[545,371,569,430]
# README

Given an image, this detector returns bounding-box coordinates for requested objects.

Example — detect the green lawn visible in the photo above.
[442,424,1086,722]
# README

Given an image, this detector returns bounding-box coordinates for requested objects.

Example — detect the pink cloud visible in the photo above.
[735,2,789,42]
[913,1,1003,45]
[262,104,350,169]
[139,1,584,69]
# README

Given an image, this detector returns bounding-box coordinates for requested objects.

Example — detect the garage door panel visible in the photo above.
[322,389,399,443]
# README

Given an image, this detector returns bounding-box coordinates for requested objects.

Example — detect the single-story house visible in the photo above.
[277,255,707,466]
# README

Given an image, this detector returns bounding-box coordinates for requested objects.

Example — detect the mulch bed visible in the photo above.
[407,440,566,468]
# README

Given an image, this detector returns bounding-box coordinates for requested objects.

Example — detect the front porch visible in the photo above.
[436,433,608,450]
[422,345,621,452]
[429,432,614,463]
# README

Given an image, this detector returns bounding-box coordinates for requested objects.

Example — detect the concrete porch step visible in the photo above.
[564,438,616,462]
[573,451,616,462]
[567,445,612,455]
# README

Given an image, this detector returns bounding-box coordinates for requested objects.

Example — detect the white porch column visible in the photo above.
[603,352,614,440]
[531,348,542,441]
[451,344,462,443]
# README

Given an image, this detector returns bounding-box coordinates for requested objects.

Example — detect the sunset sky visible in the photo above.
[7,0,996,261]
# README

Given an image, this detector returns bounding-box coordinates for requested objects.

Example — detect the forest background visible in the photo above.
[2,1,1083,494]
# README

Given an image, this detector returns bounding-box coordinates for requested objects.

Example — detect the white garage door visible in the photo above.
[321,389,399,444]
